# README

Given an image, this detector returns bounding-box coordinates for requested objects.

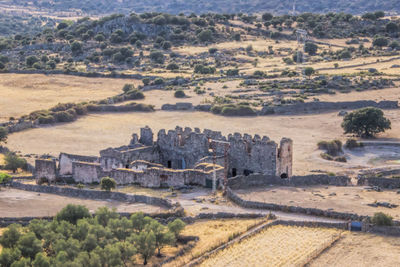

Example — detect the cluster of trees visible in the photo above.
[13,0,400,16]
[0,205,186,266]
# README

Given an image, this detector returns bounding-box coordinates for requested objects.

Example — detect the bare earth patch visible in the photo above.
[0,73,141,122]
[0,188,164,217]
[310,232,400,266]
[236,186,400,220]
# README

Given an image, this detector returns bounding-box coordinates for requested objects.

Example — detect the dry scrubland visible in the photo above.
[0,188,164,217]
[237,186,400,220]
[0,73,141,122]
[7,107,400,174]
[310,232,400,266]
[164,218,265,267]
[199,225,341,267]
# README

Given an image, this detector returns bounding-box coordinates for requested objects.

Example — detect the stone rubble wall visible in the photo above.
[357,177,400,189]
[10,181,176,209]
[227,174,351,189]
[260,100,398,115]
[35,159,58,182]
[59,153,99,176]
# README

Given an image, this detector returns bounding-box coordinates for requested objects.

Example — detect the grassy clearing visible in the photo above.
[164,218,266,267]
[200,225,341,267]
[310,232,400,266]
[0,73,141,121]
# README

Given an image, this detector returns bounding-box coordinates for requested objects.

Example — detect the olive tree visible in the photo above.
[341,107,391,137]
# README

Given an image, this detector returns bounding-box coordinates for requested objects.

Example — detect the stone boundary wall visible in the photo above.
[370,225,400,236]
[227,174,351,189]
[10,181,176,209]
[357,177,400,189]
[260,100,398,116]
[226,187,366,221]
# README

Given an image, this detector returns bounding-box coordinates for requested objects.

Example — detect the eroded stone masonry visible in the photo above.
[35,126,292,188]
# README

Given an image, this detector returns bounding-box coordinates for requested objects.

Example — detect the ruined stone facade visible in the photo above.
[35,126,292,188]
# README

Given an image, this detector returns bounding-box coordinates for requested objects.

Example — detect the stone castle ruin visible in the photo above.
[35,126,293,188]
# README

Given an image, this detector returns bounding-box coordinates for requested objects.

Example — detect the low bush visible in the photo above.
[371,212,393,226]
[174,90,186,98]
[125,89,145,100]
[345,138,363,149]
[212,104,257,116]
[100,176,116,191]
[0,173,11,184]
[317,140,343,156]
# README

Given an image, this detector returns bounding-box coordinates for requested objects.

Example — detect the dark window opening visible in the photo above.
[243,169,253,176]
[125,164,129,169]
[160,175,168,182]
[232,168,237,177]
[167,161,172,168]
[280,173,288,179]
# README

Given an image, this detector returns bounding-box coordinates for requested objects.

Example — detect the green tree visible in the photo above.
[0,248,21,267]
[115,241,136,266]
[55,204,91,224]
[100,177,116,191]
[32,252,50,267]
[4,153,26,173]
[262,13,273,21]
[95,207,119,227]
[305,42,318,55]
[26,56,39,67]
[132,230,156,265]
[70,41,82,54]
[304,67,315,78]
[17,232,42,259]
[373,36,389,47]
[148,220,175,256]
[0,224,21,248]
[108,217,133,240]
[197,30,213,42]
[167,219,185,239]
[131,212,152,233]
[341,107,391,137]
[103,244,122,266]
[9,257,30,267]
[94,34,105,43]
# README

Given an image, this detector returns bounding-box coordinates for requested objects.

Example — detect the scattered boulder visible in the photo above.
[338,110,348,116]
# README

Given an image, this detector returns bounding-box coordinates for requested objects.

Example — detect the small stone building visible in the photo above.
[35,126,292,188]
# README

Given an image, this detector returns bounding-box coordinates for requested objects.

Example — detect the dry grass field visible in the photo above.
[0,73,141,122]
[0,188,165,217]
[7,106,400,174]
[164,218,266,267]
[310,232,400,266]
[199,225,341,267]
[236,186,400,220]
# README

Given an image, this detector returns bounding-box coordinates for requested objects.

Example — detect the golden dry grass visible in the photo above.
[164,218,265,267]
[0,73,141,121]
[7,104,400,175]
[310,232,400,266]
[200,225,341,267]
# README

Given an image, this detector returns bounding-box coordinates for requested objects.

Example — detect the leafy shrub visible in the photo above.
[0,173,11,184]
[122,84,135,93]
[194,64,216,74]
[154,78,164,85]
[226,69,239,76]
[345,139,363,149]
[317,140,343,156]
[212,104,256,116]
[126,89,145,100]
[149,51,165,64]
[54,111,75,122]
[100,177,117,191]
[166,63,179,70]
[174,90,186,98]
[371,212,393,226]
